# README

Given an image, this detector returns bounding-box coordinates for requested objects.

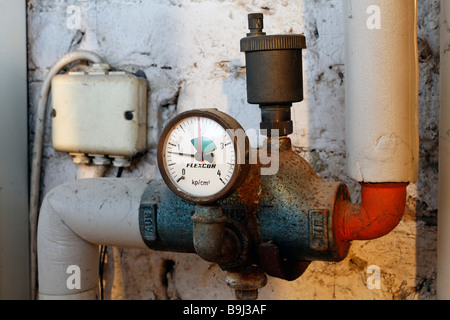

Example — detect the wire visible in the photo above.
[116,167,124,179]
[98,245,108,300]
[98,166,124,300]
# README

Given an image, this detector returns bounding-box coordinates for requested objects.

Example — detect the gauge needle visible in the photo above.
[198,117,202,153]
[168,151,195,158]
[197,116,203,162]
[168,151,214,163]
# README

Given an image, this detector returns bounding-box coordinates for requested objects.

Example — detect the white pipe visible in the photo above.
[29,51,105,299]
[343,0,419,183]
[438,1,450,300]
[37,178,149,299]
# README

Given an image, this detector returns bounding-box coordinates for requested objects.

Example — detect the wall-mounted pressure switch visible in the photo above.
[51,63,147,167]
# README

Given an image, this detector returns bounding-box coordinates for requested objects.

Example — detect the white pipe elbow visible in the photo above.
[37,178,150,300]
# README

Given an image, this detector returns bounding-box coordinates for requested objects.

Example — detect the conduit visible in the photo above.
[344,0,419,183]
[29,51,105,299]
[438,0,450,300]
[37,178,148,300]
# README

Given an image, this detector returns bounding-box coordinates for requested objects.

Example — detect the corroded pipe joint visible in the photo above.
[192,205,242,265]
[336,182,408,242]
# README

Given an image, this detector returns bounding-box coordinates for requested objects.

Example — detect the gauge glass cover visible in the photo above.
[162,116,237,200]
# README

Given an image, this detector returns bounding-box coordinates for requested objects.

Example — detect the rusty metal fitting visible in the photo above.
[192,205,242,265]
[225,269,267,300]
[335,182,408,242]
[140,138,353,282]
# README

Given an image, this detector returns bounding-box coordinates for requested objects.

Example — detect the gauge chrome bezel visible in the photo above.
[157,109,250,205]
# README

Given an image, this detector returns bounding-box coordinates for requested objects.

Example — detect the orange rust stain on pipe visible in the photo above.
[336,183,408,242]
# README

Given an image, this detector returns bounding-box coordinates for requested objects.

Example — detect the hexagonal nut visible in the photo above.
[260,120,293,136]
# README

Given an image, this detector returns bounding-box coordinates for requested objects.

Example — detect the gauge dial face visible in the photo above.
[161,115,239,202]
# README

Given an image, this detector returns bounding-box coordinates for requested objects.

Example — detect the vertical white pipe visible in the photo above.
[344,0,419,183]
[438,0,450,300]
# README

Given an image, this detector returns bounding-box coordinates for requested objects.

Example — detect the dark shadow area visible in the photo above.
[412,0,441,300]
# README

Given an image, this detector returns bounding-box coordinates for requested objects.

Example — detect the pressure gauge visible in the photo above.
[157,109,250,204]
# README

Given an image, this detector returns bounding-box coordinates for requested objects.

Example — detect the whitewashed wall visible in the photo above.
[28,0,440,300]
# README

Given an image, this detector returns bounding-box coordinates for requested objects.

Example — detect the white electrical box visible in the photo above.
[51,64,147,166]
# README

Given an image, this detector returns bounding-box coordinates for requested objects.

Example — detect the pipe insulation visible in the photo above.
[37,178,149,299]
[344,0,419,183]
[438,0,450,300]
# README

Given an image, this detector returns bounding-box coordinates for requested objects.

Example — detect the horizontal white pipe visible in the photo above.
[438,0,450,300]
[37,178,149,299]
[344,0,419,183]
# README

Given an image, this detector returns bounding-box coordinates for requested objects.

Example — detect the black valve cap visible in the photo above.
[248,13,264,35]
